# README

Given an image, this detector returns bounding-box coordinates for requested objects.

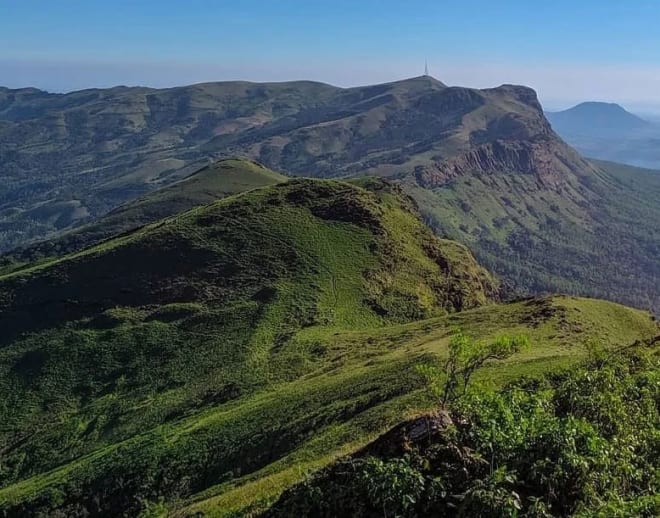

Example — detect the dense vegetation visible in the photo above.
[408,159,660,314]
[269,338,660,517]
[0,177,655,516]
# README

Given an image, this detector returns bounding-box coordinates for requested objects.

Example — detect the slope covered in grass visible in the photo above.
[0,176,656,517]
[0,293,655,517]
[0,176,503,514]
[3,158,286,264]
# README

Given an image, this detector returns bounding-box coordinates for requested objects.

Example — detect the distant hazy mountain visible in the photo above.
[547,101,650,137]
[547,102,660,168]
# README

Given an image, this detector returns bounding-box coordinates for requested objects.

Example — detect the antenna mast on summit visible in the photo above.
[424,60,429,76]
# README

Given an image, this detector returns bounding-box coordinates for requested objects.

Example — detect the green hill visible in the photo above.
[4,158,286,263]
[0,177,656,517]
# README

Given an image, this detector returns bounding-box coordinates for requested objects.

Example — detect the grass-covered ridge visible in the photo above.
[2,158,287,265]
[0,176,504,514]
[0,295,655,517]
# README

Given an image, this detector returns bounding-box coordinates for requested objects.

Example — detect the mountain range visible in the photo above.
[1,77,659,313]
[0,76,587,249]
[0,73,659,516]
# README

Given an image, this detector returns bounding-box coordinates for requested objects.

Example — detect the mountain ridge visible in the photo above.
[1,77,659,314]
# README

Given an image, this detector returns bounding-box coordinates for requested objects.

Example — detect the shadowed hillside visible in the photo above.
[405,158,660,314]
[2,158,286,263]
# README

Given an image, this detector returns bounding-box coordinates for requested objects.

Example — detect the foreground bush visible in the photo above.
[267,340,659,517]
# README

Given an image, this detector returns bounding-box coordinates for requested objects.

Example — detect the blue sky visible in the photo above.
[2,1,660,109]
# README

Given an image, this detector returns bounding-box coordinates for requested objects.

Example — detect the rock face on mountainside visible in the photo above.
[413,136,591,189]
[209,79,597,186]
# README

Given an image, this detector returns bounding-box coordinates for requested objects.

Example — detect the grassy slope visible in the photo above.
[3,158,286,265]
[0,177,499,516]
[177,297,656,517]
[3,79,659,320]
[405,159,660,314]
[0,177,656,517]
[0,295,655,518]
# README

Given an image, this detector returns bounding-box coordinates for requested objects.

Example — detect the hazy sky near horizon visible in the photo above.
[3,1,660,111]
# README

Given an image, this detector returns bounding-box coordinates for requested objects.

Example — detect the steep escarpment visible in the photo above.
[409,85,598,189]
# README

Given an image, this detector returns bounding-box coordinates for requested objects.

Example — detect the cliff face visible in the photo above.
[402,84,598,189]
[206,80,597,191]
[414,137,596,189]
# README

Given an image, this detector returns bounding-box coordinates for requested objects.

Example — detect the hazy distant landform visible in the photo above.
[547,101,660,169]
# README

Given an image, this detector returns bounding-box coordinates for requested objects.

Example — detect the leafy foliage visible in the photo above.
[268,341,660,517]
[417,332,529,405]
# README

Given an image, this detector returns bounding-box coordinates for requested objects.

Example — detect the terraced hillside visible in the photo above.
[0,177,656,517]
